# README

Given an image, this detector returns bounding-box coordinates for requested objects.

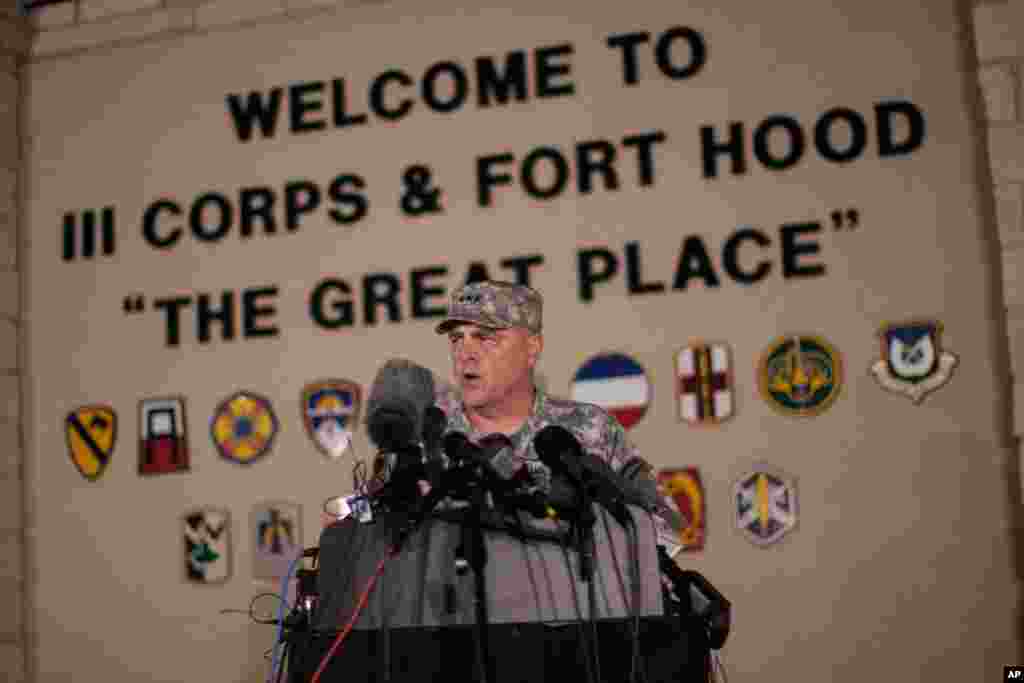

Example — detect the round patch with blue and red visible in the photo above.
[570,352,651,430]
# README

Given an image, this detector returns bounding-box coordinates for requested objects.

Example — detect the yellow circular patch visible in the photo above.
[211,391,278,464]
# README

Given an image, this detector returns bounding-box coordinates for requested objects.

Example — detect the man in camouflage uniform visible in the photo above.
[434,280,680,555]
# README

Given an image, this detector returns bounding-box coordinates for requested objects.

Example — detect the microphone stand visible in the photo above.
[457,477,493,683]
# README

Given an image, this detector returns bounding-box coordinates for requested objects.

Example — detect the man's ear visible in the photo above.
[527,333,543,367]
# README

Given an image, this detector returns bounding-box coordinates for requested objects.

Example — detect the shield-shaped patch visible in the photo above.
[301,380,361,459]
[211,390,279,465]
[252,501,302,582]
[675,342,734,425]
[870,320,958,404]
[184,507,231,584]
[734,464,798,546]
[65,405,117,482]
[656,467,706,553]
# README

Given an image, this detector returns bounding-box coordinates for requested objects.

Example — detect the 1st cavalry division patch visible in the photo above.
[211,391,279,465]
[676,343,734,425]
[65,405,117,481]
[184,507,231,584]
[734,465,798,546]
[759,335,842,416]
[301,380,361,459]
[869,320,958,404]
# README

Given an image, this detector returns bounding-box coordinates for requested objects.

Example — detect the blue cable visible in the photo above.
[268,552,304,683]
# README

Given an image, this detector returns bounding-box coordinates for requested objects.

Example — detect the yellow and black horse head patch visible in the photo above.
[65,405,117,481]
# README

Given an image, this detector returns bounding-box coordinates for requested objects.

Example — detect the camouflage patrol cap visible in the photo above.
[435,281,543,335]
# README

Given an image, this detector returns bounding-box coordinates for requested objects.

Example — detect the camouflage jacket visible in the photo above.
[435,383,641,473]
[435,383,681,555]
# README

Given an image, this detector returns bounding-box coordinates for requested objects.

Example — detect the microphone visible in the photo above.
[533,425,634,525]
[442,432,551,517]
[365,359,437,452]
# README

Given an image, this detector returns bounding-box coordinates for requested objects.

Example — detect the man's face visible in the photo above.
[447,323,542,411]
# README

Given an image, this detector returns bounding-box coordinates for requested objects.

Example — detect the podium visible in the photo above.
[289,504,710,682]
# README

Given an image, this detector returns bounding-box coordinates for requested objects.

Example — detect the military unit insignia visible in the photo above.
[734,465,798,546]
[184,507,231,584]
[571,352,651,430]
[676,343,734,425]
[139,397,190,476]
[252,501,302,582]
[65,405,117,481]
[656,468,706,553]
[211,390,279,465]
[759,335,842,417]
[301,380,361,459]
[870,320,958,404]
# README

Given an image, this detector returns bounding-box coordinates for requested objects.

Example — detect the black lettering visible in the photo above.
[465,261,493,285]
[815,108,867,163]
[242,287,279,338]
[284,180,321,231]
[535,44,575,98]
[606,31,650,85]
[290,81,326,133]
[780,222,825,278]
[754,115,804,170]
[477,153,515,207]
[722,228,772,284]
[623,131,666,186]
[142,200,182,249]
[100,207,115,256]
[577,248,619,302]
[153,297,191,347]
[876,100,926,156]
[672,236,720,289]
[331,78,368,128]
[239,187,276,238]
[225,89,282,142]
[363,273,401,325]
[626,242,665,294]
[422,61,469,113]
[189,193,232,242]
[369,70,414,120]
[80,211,95,258]
[310,278,353,329]
[500,254,544,287]
[328,174,369,225]
[411,267,449,318]
[521,146,569,199]
[701,123,745,178]
[61,211,74,260]
[475,51,528,107]
[655,27,706,80]
[576,140,619,194]
[197,291,235,343]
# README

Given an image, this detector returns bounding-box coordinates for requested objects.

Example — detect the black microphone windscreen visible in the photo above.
[366,359,436,450]
[533,425,583,480]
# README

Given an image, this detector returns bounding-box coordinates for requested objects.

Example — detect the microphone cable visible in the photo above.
[598,505,647,683]
[310,546,398,683]
[558,540,598,683]
[267,552,304,683]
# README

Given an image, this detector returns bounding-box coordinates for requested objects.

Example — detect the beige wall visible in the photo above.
[10,0,1024,681]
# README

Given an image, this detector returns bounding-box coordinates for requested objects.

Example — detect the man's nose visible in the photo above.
[454,339,480,361]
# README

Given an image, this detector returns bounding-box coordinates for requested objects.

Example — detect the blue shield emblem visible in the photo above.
[871,320,957,404]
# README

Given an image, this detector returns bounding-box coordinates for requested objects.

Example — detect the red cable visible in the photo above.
[310,547,396,683]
